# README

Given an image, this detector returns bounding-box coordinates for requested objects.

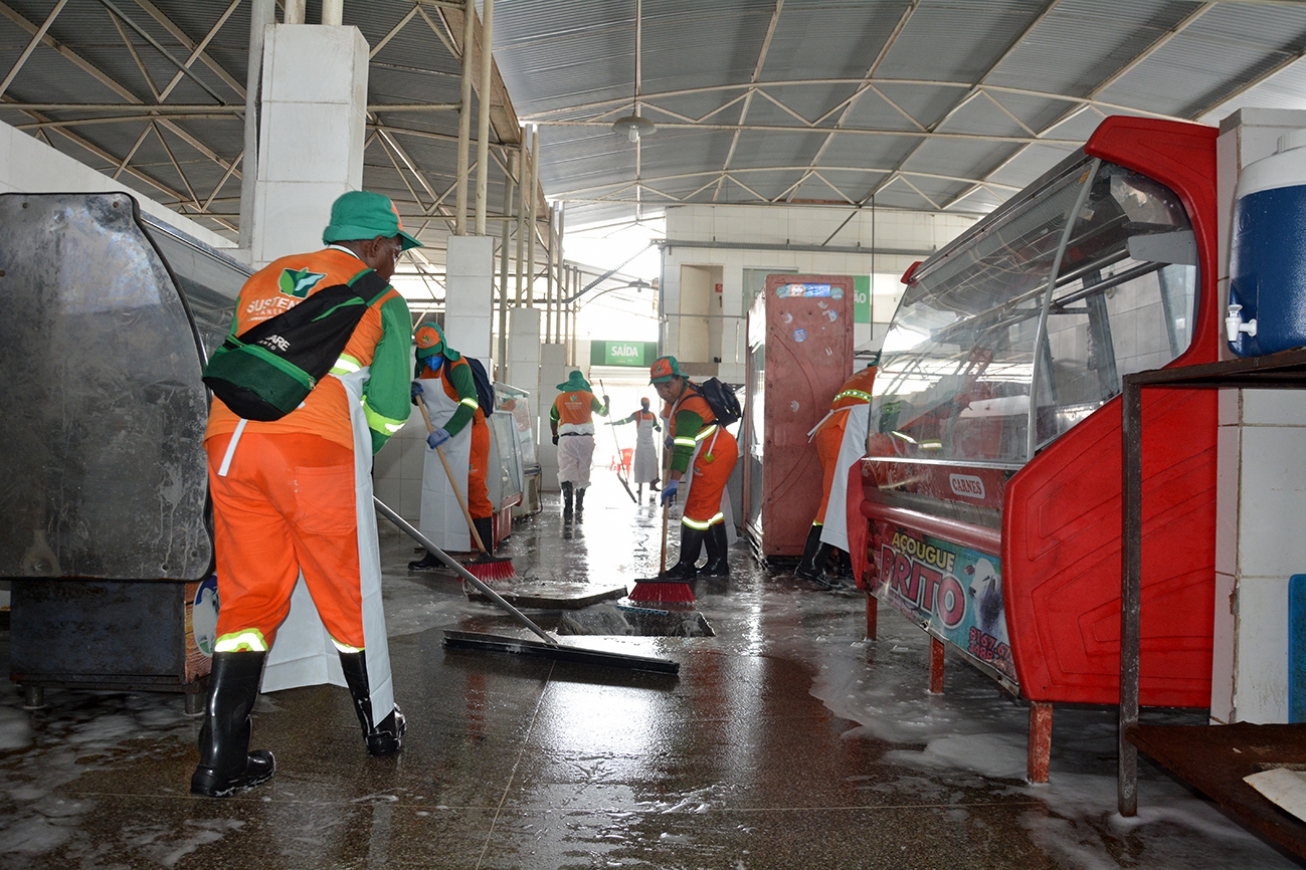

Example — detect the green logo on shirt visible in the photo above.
[278,268,326,298]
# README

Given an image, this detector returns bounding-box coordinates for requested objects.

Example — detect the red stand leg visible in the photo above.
[929,637,945,694]
[1028,701,1053,784]
[865,593,878,640]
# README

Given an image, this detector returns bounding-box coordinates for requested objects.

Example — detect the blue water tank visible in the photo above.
[1228,129,1306,356]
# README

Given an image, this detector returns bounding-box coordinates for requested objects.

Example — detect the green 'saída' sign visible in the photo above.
[591,340,659,367]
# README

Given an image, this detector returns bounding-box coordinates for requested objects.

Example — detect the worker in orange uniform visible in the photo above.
[195,191,417,797]
[550,370,609,520]
[408,323,493,570]
[651,356,738,579]
[798,356,878,586]
[609,397,661,500]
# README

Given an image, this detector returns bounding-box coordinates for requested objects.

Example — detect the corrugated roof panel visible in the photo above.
[985,0,1204,97]
[984,140,1080,190]
[874,0,1054,83]
[763,0,924,81]
[1097,31,1299,119]
[933,92,1031,138]
[721,128,830,172]
[817,131,922,173]
[737,83,863,128]
[1198,56,1306,124]
[872,81,968,130]
[838,85,937,133]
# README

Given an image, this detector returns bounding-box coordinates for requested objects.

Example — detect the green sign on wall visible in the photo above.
[591,340,659,367]
[854,275,871,324]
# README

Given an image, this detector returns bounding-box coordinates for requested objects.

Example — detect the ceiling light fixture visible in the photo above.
[611,0,654,143]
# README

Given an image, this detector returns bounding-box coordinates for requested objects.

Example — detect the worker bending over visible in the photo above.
[799,357,878,586]
[409,323,493,570]
[550,370,609,520]
[651,356,737,579]
[609,397,661,500]
[196,191,416,797]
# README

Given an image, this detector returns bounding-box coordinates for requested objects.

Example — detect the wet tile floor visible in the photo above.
[0,481,1301,869]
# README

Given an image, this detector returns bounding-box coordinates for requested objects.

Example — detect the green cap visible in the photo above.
[649,355,683,384]
[323,191,423,251]
[556,370,592,392]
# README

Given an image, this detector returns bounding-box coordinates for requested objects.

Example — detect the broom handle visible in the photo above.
[659,421,673,573]
[416,393,489,554]
[598,379,628,482]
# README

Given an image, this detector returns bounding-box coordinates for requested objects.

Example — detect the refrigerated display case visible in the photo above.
[860,116,1222,777]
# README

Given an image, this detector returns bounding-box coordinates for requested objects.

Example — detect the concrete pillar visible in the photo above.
[445,235,496,361]
[506,307,543,480]
[250,25,368,268]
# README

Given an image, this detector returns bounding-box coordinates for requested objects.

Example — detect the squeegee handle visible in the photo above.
[373,496,558,647]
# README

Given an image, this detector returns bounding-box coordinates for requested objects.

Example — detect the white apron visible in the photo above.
[810,402,870,553]
[418,371,473,552]
[259,367,395,722]
[632,414,659,483]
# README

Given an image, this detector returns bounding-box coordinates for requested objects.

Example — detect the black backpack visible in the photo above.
[466,356,495,417]
[693,377,742,428]
[203,271,389,421]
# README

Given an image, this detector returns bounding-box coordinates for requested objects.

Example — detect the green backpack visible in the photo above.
[202,270,389,421]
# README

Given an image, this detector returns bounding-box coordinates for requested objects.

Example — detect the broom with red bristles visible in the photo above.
[628,447,695,604]
[415,395,516,582]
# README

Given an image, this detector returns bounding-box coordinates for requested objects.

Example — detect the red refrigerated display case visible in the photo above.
[860,117,1221,777]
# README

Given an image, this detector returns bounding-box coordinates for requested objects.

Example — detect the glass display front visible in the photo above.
[870,156,1198,466]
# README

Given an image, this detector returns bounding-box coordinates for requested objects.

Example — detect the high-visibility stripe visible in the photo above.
[459,397,479,409]
[682,512,725,530]
[332,638,362,653]
[331,353,362,375]
[214,629,268,652]
[364,399,407,434]
[694,424,718,442]
[835,389,872,403]
[673,436,696,447]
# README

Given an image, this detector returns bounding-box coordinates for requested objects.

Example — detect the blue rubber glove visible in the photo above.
[410,381,424,399]
[664,435,674,450]
[427,427,450,449]
[660,479,679,506]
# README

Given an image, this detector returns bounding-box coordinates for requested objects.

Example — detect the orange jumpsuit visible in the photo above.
[664,385,738,530]
[205,248,411,653]
[812,366,877,525]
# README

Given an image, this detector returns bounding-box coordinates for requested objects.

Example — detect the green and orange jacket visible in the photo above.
[205,247,413,454]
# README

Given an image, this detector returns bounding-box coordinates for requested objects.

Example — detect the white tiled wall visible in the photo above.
[1213,109,1306,724]
[662,204,975,378]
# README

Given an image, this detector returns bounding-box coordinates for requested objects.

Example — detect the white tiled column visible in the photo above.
[250,25,368,268]
[446,235,496,361]
[1212,108,1306,724]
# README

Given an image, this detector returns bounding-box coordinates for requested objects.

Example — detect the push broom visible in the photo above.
[415,394,516,582]
[374,496,676,675]
[627,441,695,604]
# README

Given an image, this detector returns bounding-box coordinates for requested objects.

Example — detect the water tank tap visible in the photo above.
[1226,303,1258,343]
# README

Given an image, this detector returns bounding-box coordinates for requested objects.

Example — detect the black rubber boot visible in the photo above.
[795,525,831,584]
[472,516,495,554]
[562,482,574,521]
[339,650,406,757]
[700,523,730,578]
[663,525,707,581]
[575,487,586,520]
[191,651,275,797]
[408,550,441,572]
